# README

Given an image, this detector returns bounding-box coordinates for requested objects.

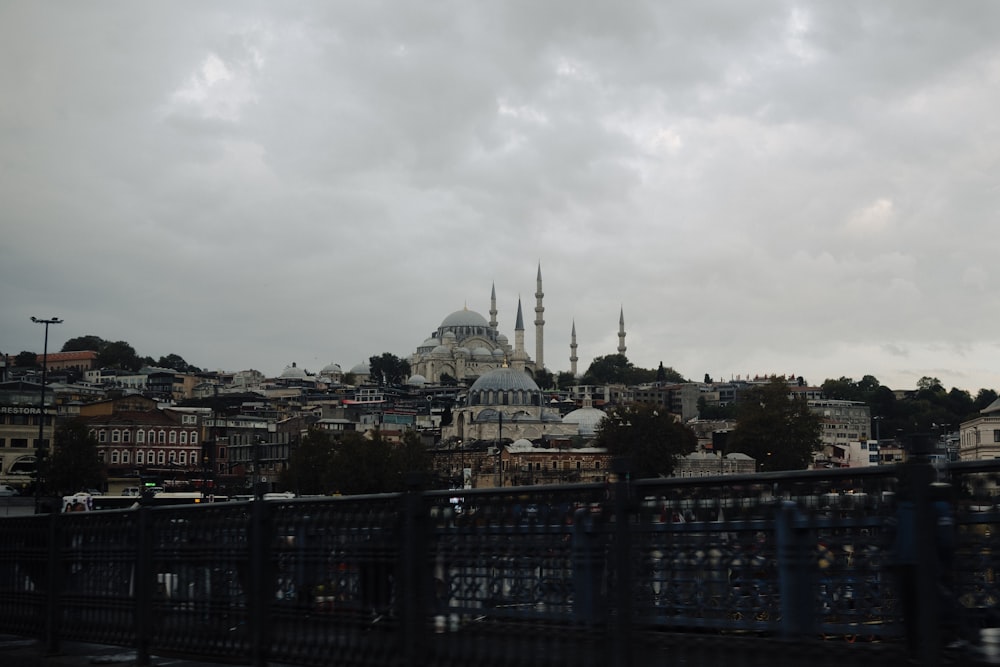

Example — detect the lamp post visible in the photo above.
[30,316,62,510]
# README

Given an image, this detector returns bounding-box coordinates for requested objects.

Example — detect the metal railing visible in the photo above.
[2,459,999,666]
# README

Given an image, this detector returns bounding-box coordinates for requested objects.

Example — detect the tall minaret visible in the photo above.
[489,282,498,332]
[534,263,545,369]
[513,298,528,369]
[570,320,578,377]
[617,307,627,355]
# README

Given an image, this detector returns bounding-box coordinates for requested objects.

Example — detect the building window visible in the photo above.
[217,446,225,459]
[99,430,107,443]
[148,450,155,464]
[137,451,144,465]
[994,430,1000,443]
[158,431,166,444]
[157,451,165,465]
[169,431,177,444]
[137,430,144,443]
[11,438,27,448]
[112,430,121,443]
[111,450,119,464]
[179,451,187,465]
[123,430,131,443]
[122,450,130,464]
[168,451,176,463]
[190,431,198,444]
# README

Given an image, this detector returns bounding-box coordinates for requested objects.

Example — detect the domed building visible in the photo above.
[562,394,607,438]
[442,366,576,443]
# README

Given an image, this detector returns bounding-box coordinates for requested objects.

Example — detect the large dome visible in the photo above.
[563,406,607,437]
[441,308,489,328]
[469,367,540,392]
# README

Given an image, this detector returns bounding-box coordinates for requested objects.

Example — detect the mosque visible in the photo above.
[417,264,626,444]
[408,264,627,385]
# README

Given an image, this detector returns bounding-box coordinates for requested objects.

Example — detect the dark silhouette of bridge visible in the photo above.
[2,457,999,667]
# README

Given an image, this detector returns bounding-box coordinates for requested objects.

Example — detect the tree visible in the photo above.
[44,419,107,495]
[583,354,633,385]
[974,389,999,412]
[154,353,201,373]
[917,376,943,392]
[556,371,576,390]
[281,429,338,495]
[369,353,411,386]
[98,341,142,371]
[14,350,38,367]
[727,378,821,472]
[62,335,104,353]
[593,403,697,478]
[533,368,555,390]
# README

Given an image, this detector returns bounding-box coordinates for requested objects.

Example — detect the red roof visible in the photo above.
[36,351,98,363]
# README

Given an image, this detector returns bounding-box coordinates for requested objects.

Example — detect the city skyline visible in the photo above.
[2,4,999,393]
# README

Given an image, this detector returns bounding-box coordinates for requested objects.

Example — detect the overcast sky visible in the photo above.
[2,2,998,393]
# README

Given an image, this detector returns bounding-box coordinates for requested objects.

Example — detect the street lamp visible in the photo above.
[30,316,62,508]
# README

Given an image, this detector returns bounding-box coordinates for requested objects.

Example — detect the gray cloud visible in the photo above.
[2,2,998,391]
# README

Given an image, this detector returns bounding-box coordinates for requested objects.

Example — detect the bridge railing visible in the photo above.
[1,459,998,666]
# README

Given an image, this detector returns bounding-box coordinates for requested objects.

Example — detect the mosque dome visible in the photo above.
[509,438,534,451]
[441,308,489,328]
[320,362,342,375]
[406,374,427,386]
[349,361,370,376]
[472,346,492,360]
[469,367,540,393]
[454,347,470,357]
[432,345,450,357]
[562,406,607,437]
[281,363,307,379]
[491,348,505,358]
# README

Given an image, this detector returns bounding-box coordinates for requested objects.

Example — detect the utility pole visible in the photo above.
[30,316,62,513]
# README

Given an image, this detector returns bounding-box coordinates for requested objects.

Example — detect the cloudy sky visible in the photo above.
[2,2,998,393]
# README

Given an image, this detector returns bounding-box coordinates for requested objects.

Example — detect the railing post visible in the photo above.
[776,500,815,638]
[610,457,634,667]
[911,457,941,664]
[399,473,428,667]
[43,509,60,655]
[248,496,273,667]
[134,504,153,666]
[571,507,605,625]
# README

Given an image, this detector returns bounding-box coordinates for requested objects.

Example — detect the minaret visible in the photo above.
[570,320,578,377]
[534,263,545,370]
[513,298,528,369]
[489,282,498,332]
[617,307,627,355]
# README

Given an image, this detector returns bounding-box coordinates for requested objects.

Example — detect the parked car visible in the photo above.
[0,484,21,497]
[121,487,140,497]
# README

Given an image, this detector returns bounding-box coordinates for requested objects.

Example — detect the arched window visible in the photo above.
[180,431,187,445]
[169,431,177,444]
[111,450,120,464]
[168,450,176,463]
[158,431,166,444]
[179,451,187,465]
[122,450,130,464]
[148,430,155,444]
[123,430,131,443]
[137,430,144,443]
[190,431,198,444]
[136,450,144,465]
[157,451,165,464]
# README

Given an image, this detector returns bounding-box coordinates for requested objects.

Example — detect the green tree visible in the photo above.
[556,372,576,390]
[593,403,697,478]
[44,419,107,495]
[727,378,821,472]
[389,430,433,488]
[98,341,142,371]
[14,350,38,367]
[369,353,411,386]
[61,335,104,353]
[281,429,338,495]
[154,353,201,373]
[917,376,943,392]
[533,368,555,390]
[583,354,633,384]
[974,389,999,412]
